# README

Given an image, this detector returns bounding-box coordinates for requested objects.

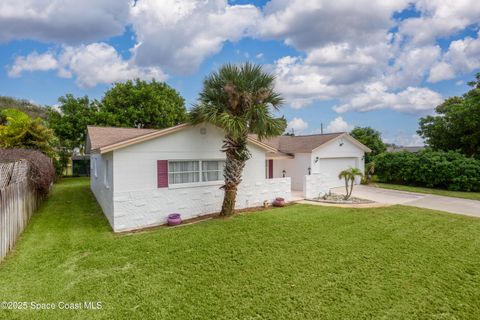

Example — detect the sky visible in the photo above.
[1,0,479,146]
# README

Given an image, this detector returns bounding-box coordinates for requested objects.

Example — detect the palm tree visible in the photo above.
[363,161,375,184]
[190,63,286,216]
[338,167,364,200]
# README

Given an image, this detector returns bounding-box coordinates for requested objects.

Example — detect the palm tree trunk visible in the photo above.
[344,178,349,200]
[348,179,355,199]
[220,136,247,216]
[221,186,237,216]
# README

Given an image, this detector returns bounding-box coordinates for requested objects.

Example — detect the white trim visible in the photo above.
[93,123,278,154]
[311,133,371,153]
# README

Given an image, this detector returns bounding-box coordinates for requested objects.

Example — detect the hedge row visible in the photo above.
[374,150,480,192]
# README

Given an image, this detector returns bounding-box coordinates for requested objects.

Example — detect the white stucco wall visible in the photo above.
[303,173,331,199]
[90,152,114,226]
[99,124,290,232]
[113,177,291,232]
[112,125,265,193]
[272,153,311,191]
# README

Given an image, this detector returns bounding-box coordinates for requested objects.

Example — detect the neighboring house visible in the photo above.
[87,124,370,232]
[387,146,425,153]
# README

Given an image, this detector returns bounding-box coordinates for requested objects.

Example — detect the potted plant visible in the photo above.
[272,197,285,207]
[167,213,182,226]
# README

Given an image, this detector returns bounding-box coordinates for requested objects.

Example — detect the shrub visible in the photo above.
[0,148,55,196]
[374,150,480,192]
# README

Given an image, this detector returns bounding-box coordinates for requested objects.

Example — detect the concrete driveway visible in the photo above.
[330,185,480,218]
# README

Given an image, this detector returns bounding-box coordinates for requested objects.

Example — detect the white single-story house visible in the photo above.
[87,123,370,232]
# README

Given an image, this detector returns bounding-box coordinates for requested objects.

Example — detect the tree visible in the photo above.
[190,63,286,216]
[47,94,99,154]
[0,95,48,119]
[100,79,187,129]
[0,109,56,158]
[418,73,480,159]
[338,167,364,200]
[350,127,386,163]
[362,161,376,184]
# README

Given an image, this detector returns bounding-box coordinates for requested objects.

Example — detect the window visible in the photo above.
[169,161,200,184]
[94,158,98,178]
[104,159,110,188]
[168,160,225,185]
[202,160,225,182]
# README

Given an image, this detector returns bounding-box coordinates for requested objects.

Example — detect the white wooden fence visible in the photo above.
[0,161,40,262]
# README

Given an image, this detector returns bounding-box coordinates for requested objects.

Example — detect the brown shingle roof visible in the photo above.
[261,133,344,153]
[87,126,158,150]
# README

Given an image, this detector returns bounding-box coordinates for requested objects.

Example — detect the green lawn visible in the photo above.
[374,182,480,201]
[1,178,480,319]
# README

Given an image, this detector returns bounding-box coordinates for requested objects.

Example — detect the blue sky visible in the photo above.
[1,0,479,146]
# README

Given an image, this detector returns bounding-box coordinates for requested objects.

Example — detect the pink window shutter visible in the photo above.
[268,159,273,179]
[157,160,168,188]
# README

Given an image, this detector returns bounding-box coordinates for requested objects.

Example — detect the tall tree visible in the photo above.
[47,94,99,154]
[418,73,480,159]
[190,63,286,216]
[350,126,386,163]
[0,95,48,119]
[100,79,187,128]
[0,109,56,158]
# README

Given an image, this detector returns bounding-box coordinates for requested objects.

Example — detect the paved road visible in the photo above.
[330,185,480,218]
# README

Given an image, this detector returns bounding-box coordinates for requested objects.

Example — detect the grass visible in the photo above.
[374,182,480,201]
[1,178,480,319]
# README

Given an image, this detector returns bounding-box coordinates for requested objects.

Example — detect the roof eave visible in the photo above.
[311,133,372,153]
[93,123,280,154]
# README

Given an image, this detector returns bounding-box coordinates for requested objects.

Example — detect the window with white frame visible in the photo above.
[168,160,225,185]
[104,159,110,188]
[202,160,225,182]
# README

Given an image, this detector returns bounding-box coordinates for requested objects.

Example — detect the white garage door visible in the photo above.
[318,157,358,188]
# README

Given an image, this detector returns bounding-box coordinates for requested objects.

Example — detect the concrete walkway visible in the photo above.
[330,185,480,218]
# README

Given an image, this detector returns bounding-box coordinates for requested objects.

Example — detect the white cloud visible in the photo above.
[3,0,480,105]
[259,0,409,50]
[8,52,58,77]
[384,132,424,146]
[0,0,129,44]
[130,0,261,73]
[398,1,480,46]
[428,31,480,82]
[8,43,166,87]
[286,117,309,133]
[325,116,353,133]
[272,56,350,108]
[384,45,441,88]
[333,82,443,114]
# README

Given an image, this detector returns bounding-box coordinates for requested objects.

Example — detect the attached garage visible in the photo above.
[264,132,371,195]
[318,157,358,187]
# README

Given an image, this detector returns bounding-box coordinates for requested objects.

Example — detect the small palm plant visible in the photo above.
[362,161,375,184]
[190,63,286,216]
[338,167,364,200]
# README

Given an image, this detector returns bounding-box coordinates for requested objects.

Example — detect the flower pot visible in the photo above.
[272,197,285,207]
[167,213,182,226]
